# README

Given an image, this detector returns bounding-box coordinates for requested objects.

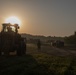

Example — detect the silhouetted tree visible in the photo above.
[64,31,76,45]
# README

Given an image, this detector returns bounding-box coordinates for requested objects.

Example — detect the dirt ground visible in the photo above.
[26,43,76,57]
[5,43,76,57]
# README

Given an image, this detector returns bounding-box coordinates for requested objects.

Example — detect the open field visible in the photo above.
[0,43,76,75]
[27,44,76,57]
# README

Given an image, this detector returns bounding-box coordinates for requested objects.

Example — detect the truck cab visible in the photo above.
[0,23,26,56]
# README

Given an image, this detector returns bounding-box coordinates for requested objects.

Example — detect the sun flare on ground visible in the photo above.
[5,16,21,26]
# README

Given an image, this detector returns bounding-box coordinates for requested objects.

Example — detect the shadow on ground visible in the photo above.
[0,55,49,75]
[0,54,76,75]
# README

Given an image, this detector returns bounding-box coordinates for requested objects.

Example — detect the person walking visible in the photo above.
[37,39,41,51]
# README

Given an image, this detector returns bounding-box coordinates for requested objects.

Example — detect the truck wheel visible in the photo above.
[0,50,1,56]
[4,51,9,56]
[22,49,25,55]
[21,45,26,55]
[16,47,22,56]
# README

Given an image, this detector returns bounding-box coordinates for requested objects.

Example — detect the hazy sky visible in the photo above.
[0,0,76,36]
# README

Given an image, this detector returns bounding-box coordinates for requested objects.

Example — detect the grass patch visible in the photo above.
[0,44,76,75]
[0,54,76,75]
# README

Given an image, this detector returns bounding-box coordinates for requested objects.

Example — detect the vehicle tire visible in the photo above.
[21,42,26,55]
[16,45,22,56]
[0,50,1,56]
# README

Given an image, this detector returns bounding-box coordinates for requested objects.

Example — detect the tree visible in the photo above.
[64,32,76,45]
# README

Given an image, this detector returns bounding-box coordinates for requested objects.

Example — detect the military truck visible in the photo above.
[0,23,26,56]
[51,40,64,48]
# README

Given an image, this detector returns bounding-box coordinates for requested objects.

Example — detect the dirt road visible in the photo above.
[27,44,76,57]
[41,46,76,56]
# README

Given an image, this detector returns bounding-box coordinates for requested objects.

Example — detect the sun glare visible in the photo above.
[5,16,21,26]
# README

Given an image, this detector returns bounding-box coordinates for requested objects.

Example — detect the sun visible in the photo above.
[5,16,21,26]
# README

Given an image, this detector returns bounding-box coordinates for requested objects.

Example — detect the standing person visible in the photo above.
[37,39,41,51]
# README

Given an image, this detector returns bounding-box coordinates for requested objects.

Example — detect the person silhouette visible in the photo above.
[7,26,12,32]
[37,39,41,51]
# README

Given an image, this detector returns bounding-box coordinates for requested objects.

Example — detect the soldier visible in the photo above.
[1,24,6,32]
[37,39,41,51]
[7,26,12,32]
[14,24,19,33]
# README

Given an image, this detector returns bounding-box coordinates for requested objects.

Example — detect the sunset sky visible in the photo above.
[0,0,76,36]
